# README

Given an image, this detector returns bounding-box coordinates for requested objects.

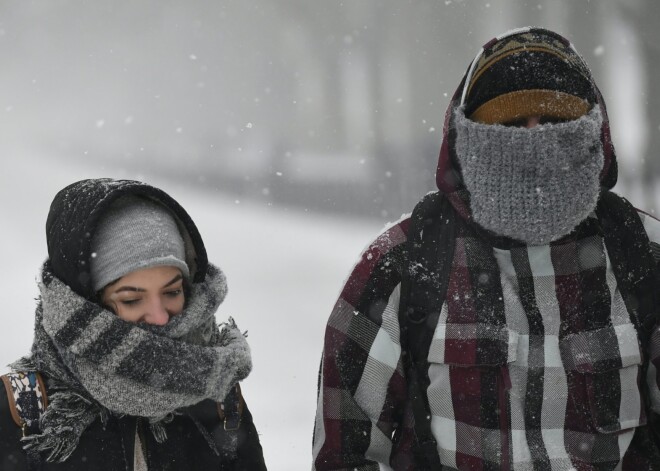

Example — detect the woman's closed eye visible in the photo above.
[165,288,183,298]
[118,290,181,306]
[119,298,142,306]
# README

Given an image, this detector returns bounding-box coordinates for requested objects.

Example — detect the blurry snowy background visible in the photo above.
[1,1,659,469]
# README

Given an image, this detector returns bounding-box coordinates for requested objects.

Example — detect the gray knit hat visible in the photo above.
[90,196,190,291]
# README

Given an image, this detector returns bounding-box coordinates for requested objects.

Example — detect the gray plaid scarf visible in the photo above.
[12,262,252,462]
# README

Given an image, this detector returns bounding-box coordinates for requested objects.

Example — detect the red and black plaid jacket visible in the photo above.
[312,211,660,471]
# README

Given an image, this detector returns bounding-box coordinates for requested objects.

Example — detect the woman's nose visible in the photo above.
[144,300,170,326]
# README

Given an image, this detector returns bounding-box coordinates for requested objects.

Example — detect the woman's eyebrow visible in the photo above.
[114,286,146,293]
[112,274,183,293]
[163,274,183,288]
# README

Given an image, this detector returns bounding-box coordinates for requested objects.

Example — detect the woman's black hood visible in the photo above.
[46,178,208,300]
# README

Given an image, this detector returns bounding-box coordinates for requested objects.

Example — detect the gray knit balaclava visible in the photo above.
[90,196,190,291]
[452,28,606,245]
[454,105,604,245]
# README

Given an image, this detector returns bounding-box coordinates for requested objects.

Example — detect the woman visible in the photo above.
[0,178,267,470]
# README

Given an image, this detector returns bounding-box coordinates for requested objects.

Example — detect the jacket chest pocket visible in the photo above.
[560,323,645,434]
[426,323,517,428]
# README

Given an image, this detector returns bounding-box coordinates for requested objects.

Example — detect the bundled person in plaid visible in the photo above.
[0,178,266,470]
[313,27,660,470]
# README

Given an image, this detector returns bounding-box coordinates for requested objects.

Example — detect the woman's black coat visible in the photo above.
[0,379,267,470]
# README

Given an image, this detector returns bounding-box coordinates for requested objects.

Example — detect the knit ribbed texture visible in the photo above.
[454,104,604,245]
[90,196,189,291]
[470,89,591,125]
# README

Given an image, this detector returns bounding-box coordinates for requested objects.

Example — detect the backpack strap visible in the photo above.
[2,371,48,471]
[398,191,456,469]
[596,191,659,347]
[1,371,48,437]
[216,383,244,431]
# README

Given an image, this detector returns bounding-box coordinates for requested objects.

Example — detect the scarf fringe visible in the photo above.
[148,413,174,443]
[218,317,248,344]
[9,356,38,373]
[21,387,106,463]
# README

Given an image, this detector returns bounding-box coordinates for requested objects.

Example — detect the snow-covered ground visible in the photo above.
[0,151,382,470]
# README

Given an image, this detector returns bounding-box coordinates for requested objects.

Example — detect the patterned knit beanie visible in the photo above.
[90,196,190,291]
[462,27,596,124]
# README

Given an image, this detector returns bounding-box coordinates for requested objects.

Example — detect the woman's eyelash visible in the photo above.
[118,290,182,305]
[120,299,140,306]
